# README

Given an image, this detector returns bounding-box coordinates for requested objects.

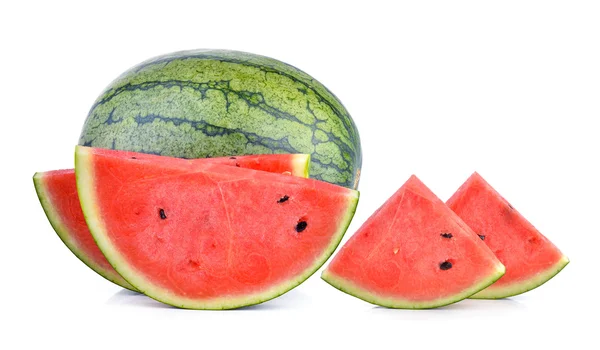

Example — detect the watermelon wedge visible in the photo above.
[447,172,569,299]
[322,175,505,309]
[74,146,359,309]
[34,149,311,291]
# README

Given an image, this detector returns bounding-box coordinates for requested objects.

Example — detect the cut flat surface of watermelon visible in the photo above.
[447,172,569,299]
[34,148,310,291]
[322,175,504,309]
[75,146,358,309]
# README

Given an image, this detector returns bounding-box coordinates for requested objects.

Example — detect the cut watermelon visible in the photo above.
[86,147,311,178]
[322,175,505,309]
[74,146,359,309]
[34,169,136,289]
[446,172,569,299]
[34,148,311,291]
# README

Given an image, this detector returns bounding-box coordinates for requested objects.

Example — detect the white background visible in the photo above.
[1,1,597,349]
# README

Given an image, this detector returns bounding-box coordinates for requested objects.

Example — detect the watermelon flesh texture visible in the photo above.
[322,175,505,309]
[87,147,311,178]
[34,149,311,291]
[446,172,569,299]
[75,146,358,309]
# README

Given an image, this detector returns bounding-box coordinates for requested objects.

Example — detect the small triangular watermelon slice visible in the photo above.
[446,172,569,299]
[34,148,311,291]
[322,175,504,309]
[74,146,358,309]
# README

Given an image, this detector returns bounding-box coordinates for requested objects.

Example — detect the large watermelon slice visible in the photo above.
[74,146,358,309]
[322,175,505,309]
[446,172,569,299]
[34,148,311,291]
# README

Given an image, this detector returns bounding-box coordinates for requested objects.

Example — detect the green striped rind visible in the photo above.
[79,49,361,189]
[470,255,569,299]
[33,173,137,291]
[321,263,505,309]
[75,146,359,309]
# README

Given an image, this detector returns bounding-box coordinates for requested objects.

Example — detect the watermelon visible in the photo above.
[321,175,505,309]
[79,49,362,189]
[447,172,569,299]
[74,146,359,309]
[34,149,311,291]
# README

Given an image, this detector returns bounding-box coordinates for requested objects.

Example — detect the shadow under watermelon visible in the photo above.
[106,287,312,310]
[370,297,527,314]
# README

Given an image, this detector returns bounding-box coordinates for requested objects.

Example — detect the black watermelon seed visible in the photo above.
[478,234,486,241]
[235,163,240,167]
[229,157,237,159]
[131,156,137,159]
[439,261,453,270]
[159,208,167,220]
[295,221,308,233]
[277,195,290,203]
[441,232,453,239]
[508,203,514,209]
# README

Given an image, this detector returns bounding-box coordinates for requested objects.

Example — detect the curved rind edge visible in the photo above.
[469,255,569,299]
[76,145,359,309]
[321,263,505,309]
[291,154,311,178]
[33,171,137,291]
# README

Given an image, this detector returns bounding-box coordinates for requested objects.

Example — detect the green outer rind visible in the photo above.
[321,263,505,309]
[75,147,359,309]
[79,49,362,189]
[470,255,569,299]
[33,173,137,291]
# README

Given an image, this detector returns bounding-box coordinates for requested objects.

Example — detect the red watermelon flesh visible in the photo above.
[33,149,311,291]
[87,147,310,177]
[322,175,504,309]
[446,172,569,299]
[75,146,358,309]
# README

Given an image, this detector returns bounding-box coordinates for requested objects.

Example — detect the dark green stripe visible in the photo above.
[80,50,361,188]
[103,52,360,148]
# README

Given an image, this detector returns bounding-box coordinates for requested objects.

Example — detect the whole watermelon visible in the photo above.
[79,50,361,189]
